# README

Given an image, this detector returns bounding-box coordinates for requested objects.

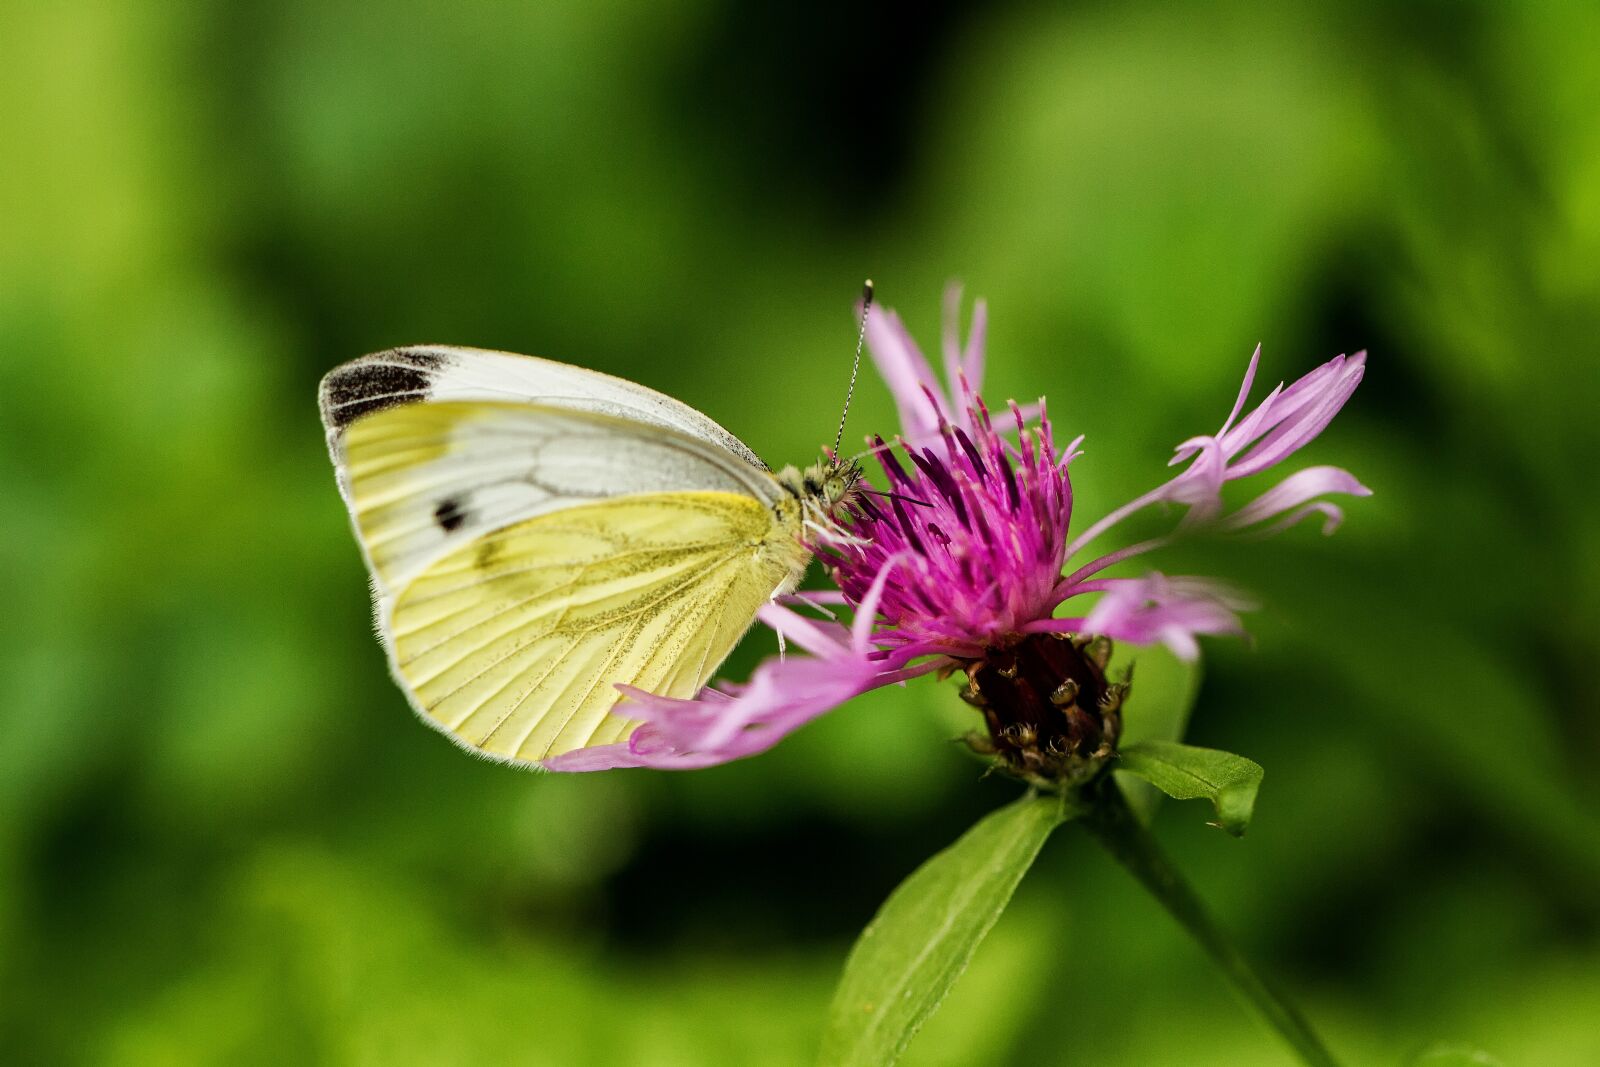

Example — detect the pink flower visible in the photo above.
[547,288,1369,780]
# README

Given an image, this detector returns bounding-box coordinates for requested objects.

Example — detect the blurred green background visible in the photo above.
[4,2,1598,1063]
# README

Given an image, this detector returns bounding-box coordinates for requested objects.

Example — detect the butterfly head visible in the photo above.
[776,456,862,522]
[817,456,863,515]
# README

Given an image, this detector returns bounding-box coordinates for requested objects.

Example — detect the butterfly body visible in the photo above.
[320,345,856,765]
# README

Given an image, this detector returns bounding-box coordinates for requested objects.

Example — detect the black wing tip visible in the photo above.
[319,347,452,431]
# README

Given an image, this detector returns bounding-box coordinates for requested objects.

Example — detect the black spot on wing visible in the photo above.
[434,497,468,532]
[321,348,447,430]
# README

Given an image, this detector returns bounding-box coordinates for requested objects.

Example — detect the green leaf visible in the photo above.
[817,792,1071,1067]
[1116,740,1263,837]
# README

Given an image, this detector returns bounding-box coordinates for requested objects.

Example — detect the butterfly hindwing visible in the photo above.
[387,491,797,762]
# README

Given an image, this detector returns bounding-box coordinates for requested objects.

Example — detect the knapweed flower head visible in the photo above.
[546,287,1368,784]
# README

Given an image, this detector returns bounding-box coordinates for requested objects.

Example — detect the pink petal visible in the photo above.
[1223,465,1372,531]
[541,742,649,772]
[1218,344,1262,437]
[850,554,903,647]
[961,298,988,390]
[1082,573,1252,661]
[1247,500,1348,537]
[544,647,912,773]
[867,292,993,447]
[866,307,945,439]
[1108,349,1367,548]
[1227,353,1365,478]
[756,601,851,659]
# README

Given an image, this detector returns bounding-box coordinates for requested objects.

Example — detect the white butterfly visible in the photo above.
[319,344,861,766]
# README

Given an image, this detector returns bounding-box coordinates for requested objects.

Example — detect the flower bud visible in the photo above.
[960,633,1129,787]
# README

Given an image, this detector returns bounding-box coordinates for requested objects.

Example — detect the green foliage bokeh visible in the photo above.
[2,2,1597,1063]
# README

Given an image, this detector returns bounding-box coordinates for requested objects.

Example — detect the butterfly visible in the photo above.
[319,288,872,767]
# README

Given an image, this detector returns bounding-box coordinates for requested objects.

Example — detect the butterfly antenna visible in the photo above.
[831,279,874,463]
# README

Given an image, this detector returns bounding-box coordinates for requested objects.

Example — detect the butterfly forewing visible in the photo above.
[338,399,777,593]
[321,345,768,472]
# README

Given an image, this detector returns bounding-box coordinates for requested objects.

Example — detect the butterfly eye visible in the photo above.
[824,476,847,503]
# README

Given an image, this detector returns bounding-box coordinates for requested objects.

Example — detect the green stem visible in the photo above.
[1082,779,1341,1067]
